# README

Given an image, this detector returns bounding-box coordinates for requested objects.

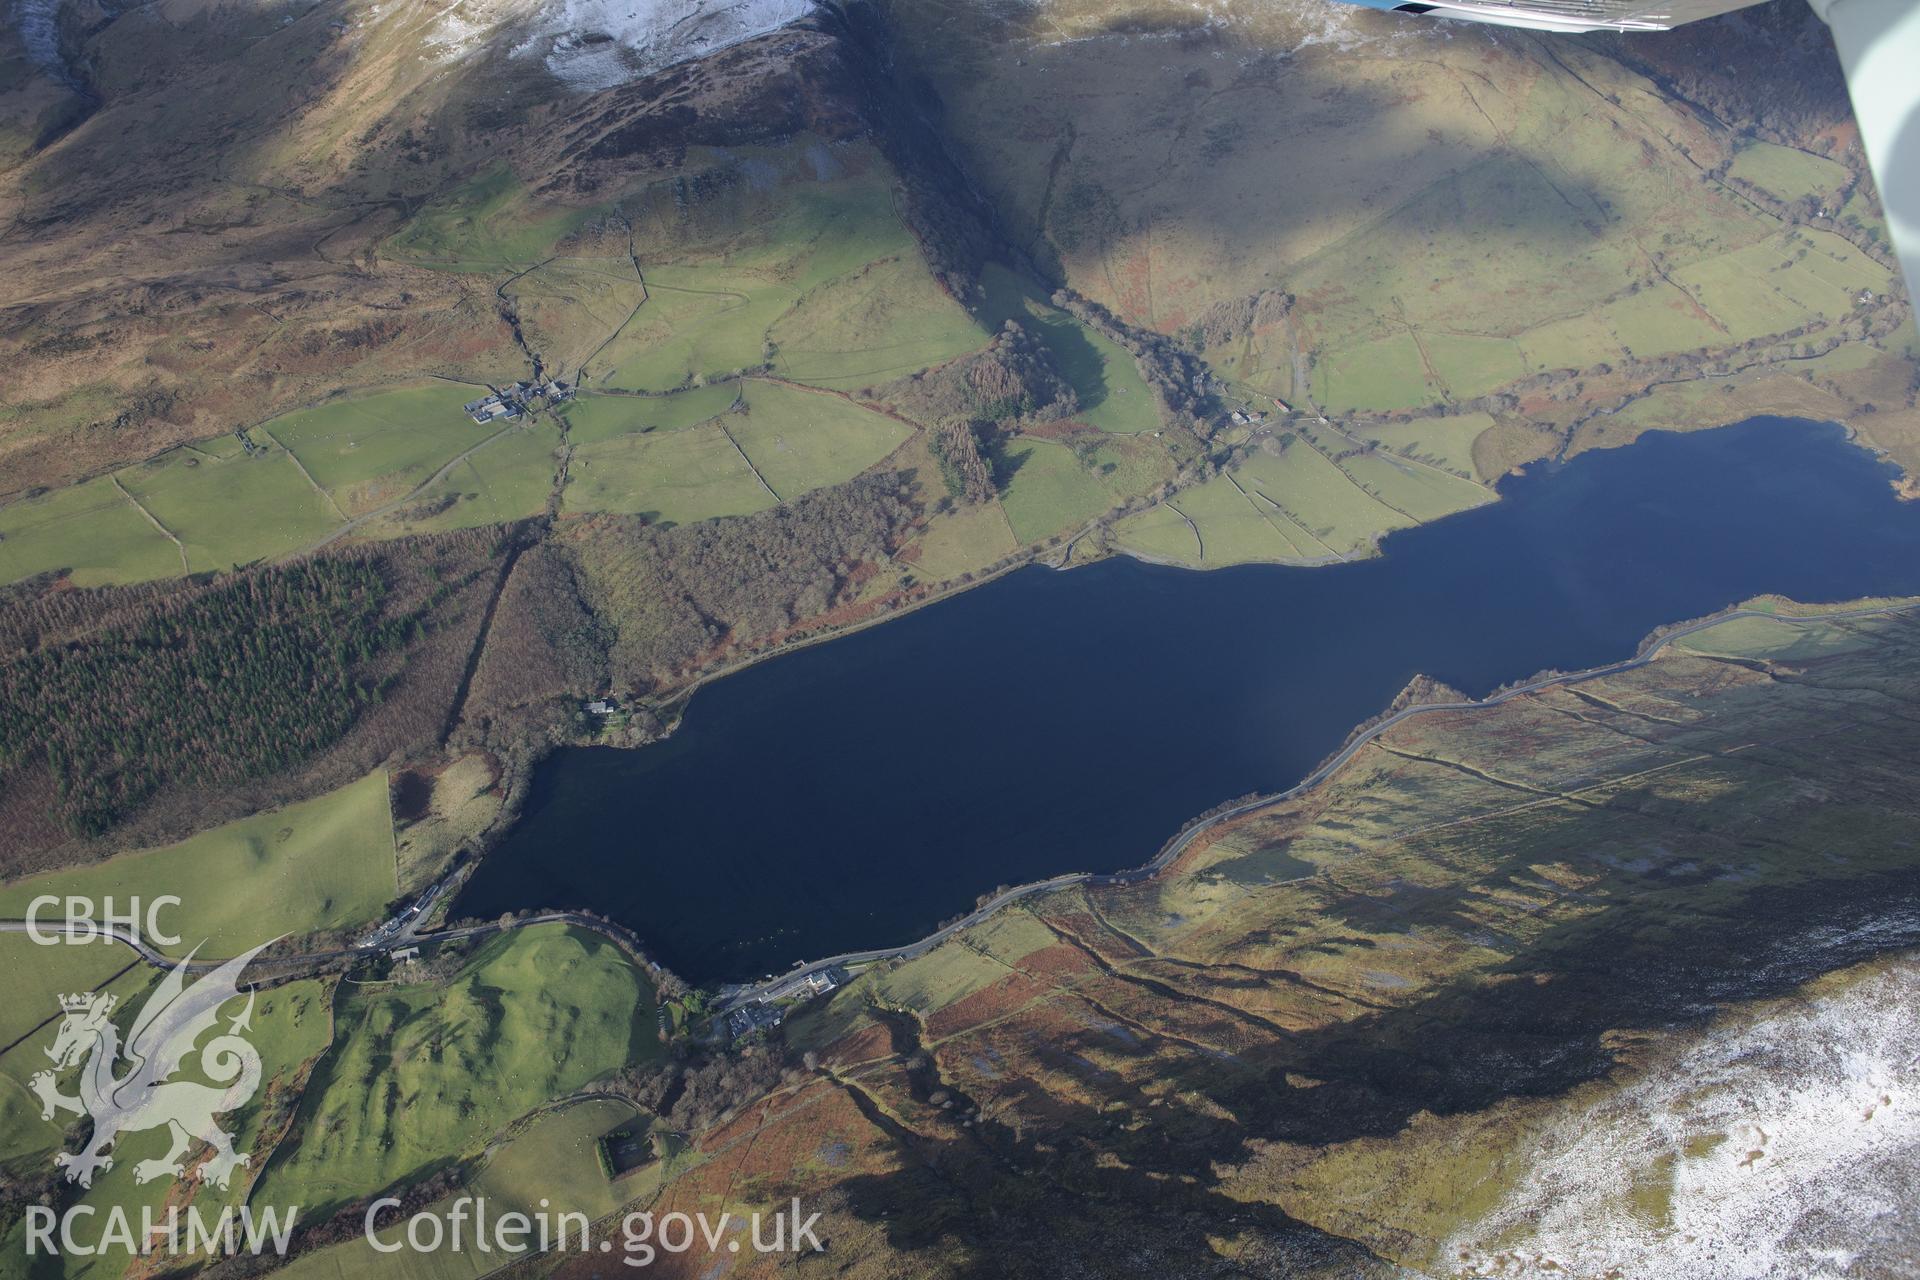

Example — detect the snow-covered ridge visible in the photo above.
[1448,952,1920,1279]
[426,0,817,90]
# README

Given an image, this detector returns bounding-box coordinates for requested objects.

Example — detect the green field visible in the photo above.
[772,253,986,388]
[1353,412,1496,481]
[1251,72,1880,408]
[564,381,910,521]
[996,438,1116,543]
[116,448,340,572]
[1316,332,1442,414]
[1611,378,1742,432]
[261,384,493,516]
[0,770,397,958]
[1597,287,1728,359]
[384,167,599,270]
[593,158,942,393]
[506,257,651,375]
[1,393,560,586]
[1335,449,1496,524]
[599,278,793,391]
[371,423,562,536]
[0,973,331,1279]
[1516,310,1625,373]
[1675,610,1898,662]
[1793,342,1889,376]
[274,1098,645,1280]
[789,910,1061,1052]
[1234,438,1412,557]
[1423,333,1529,401]
[0,935,137,1048]
[1115,474,1312,567]
[565,420,774,524]
[1111,423,1478,569]
[1727,141,1852,204]
[256,925,653,1218]
[560,384,742,446]
[1114,501,1205,563]
[0,943,150,1171]
[979,265,1162,433]
[1081,435,1177,496]
[728,382,912,496]
[908,500,1018,581]
[476,1097,642,1219]
[0,476,183,586]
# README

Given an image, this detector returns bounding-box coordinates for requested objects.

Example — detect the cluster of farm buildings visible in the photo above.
[464,378,573,424]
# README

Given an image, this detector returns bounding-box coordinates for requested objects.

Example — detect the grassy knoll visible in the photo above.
[771,253,987,389]
[117,448,341,572]
[261,383,493,517]
[0,771,396,957]
[559,384,741,446]
[384,167,598,270]
[996,438,1115,544]
[729,382,912,497]
[256,926,653,1218]
[564,421,774,524]
[0,477,182,586]
[1727,141,1852,204]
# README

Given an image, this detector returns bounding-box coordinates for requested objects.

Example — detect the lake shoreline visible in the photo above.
[454,417,1920,984]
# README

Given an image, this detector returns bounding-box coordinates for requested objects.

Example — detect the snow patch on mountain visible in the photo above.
[540,0,813,87]
[1449,955,1920,1278]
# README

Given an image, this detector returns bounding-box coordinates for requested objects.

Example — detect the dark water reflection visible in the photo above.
[455,418,1920,983]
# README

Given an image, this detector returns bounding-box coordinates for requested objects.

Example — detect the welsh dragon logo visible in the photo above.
[30,941,273,1190]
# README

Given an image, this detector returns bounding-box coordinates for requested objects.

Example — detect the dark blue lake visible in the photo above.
[454,418,1920,984]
